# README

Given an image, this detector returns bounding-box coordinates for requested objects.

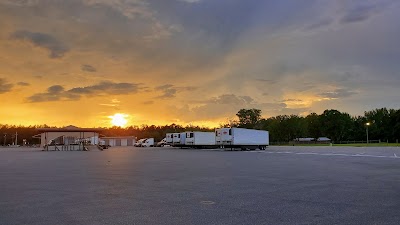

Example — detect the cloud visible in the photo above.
[176,0,201,3]
[283,99,303,102]
[27,81,144,102]
[17,82,30,86]
[83,0,153,20]
[340,4,382,24]
[304,18,333,30]
[0,78,14,94]
[0,0,39,6]
[155,84,196,98]
[11,30,68,58]
[170,93,288,122]
[142,100,154,105]
[254,78,278,84]
[318,88,358,99]
[208,94,255,105]
[81,64,97,72]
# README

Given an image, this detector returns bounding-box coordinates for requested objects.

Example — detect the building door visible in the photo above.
[127,139,133,146]
[121,139,128,146]
[116,139,121,146]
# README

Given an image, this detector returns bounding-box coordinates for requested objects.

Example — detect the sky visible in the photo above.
[0,0,400,127]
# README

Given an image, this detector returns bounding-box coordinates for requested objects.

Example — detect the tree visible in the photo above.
[236,108,262,129]
[364,108,391,141]
[305,113,322,139]
[319,109,353,142]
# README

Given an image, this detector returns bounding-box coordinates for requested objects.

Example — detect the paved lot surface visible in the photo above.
[1,146,400,225]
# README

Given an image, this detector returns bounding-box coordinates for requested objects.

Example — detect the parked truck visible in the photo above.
[215,128,269,150]
[134,138,146,147]
[141,138,154,147]
[185,131,217,148]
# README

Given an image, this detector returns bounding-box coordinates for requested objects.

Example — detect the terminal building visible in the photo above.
[34,125,103,151]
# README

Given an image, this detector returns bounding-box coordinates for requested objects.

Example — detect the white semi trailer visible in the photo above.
[185,131,217,148]
[166,133,181,145]
[172,133,182,146]
[215,128,269,150]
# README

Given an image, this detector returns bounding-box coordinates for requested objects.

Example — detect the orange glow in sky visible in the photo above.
[109,113,128,127]
[1,1,398,127]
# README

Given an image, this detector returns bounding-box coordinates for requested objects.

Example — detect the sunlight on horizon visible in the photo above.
[109,113,129,127]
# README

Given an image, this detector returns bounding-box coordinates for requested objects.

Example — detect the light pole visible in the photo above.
[366,122,370,145]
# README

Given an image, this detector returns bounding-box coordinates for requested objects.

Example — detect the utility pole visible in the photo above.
[15,132,18,146]
[366,122,370,145]
[3,133,6,146]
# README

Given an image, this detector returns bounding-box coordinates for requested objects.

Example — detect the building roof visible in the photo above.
[317,137,331,141]
[101,136,136,139]
[36,125,104,132]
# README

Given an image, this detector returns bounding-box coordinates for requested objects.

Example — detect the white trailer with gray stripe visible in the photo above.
[216,128,269,150]
[184,131,217,148]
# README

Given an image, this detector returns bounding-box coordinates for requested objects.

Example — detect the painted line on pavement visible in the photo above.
[257,151,400,159]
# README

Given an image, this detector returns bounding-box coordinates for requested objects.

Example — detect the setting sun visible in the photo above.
[109,113,128,127]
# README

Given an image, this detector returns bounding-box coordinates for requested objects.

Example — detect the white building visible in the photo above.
[100,136,136,146]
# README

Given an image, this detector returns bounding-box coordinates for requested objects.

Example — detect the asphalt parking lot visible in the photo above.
[1,146,400,225]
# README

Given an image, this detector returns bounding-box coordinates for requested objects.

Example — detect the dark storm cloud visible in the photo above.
[11,30,68,58]
[17,82,30,86]
[27,81,144,102]
[318,88,358,99]
[0,78,14,94]
[81,64,97,72]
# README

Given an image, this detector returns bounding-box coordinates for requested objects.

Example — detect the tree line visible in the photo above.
[1,107,400,145]
[0,124,213,146]
[232,108,400,143]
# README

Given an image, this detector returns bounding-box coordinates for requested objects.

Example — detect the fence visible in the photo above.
[270,139,397,146]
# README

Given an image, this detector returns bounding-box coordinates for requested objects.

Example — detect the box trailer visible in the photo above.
[185,131,217,148]
[166,133,180,145]
[172,133,182,146]
[175,132,186,147]
[216,128,269,150]
[165,133,185,147]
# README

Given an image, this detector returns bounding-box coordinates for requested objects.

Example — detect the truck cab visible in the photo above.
[134,138,146,147]
[141,138,154,147]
